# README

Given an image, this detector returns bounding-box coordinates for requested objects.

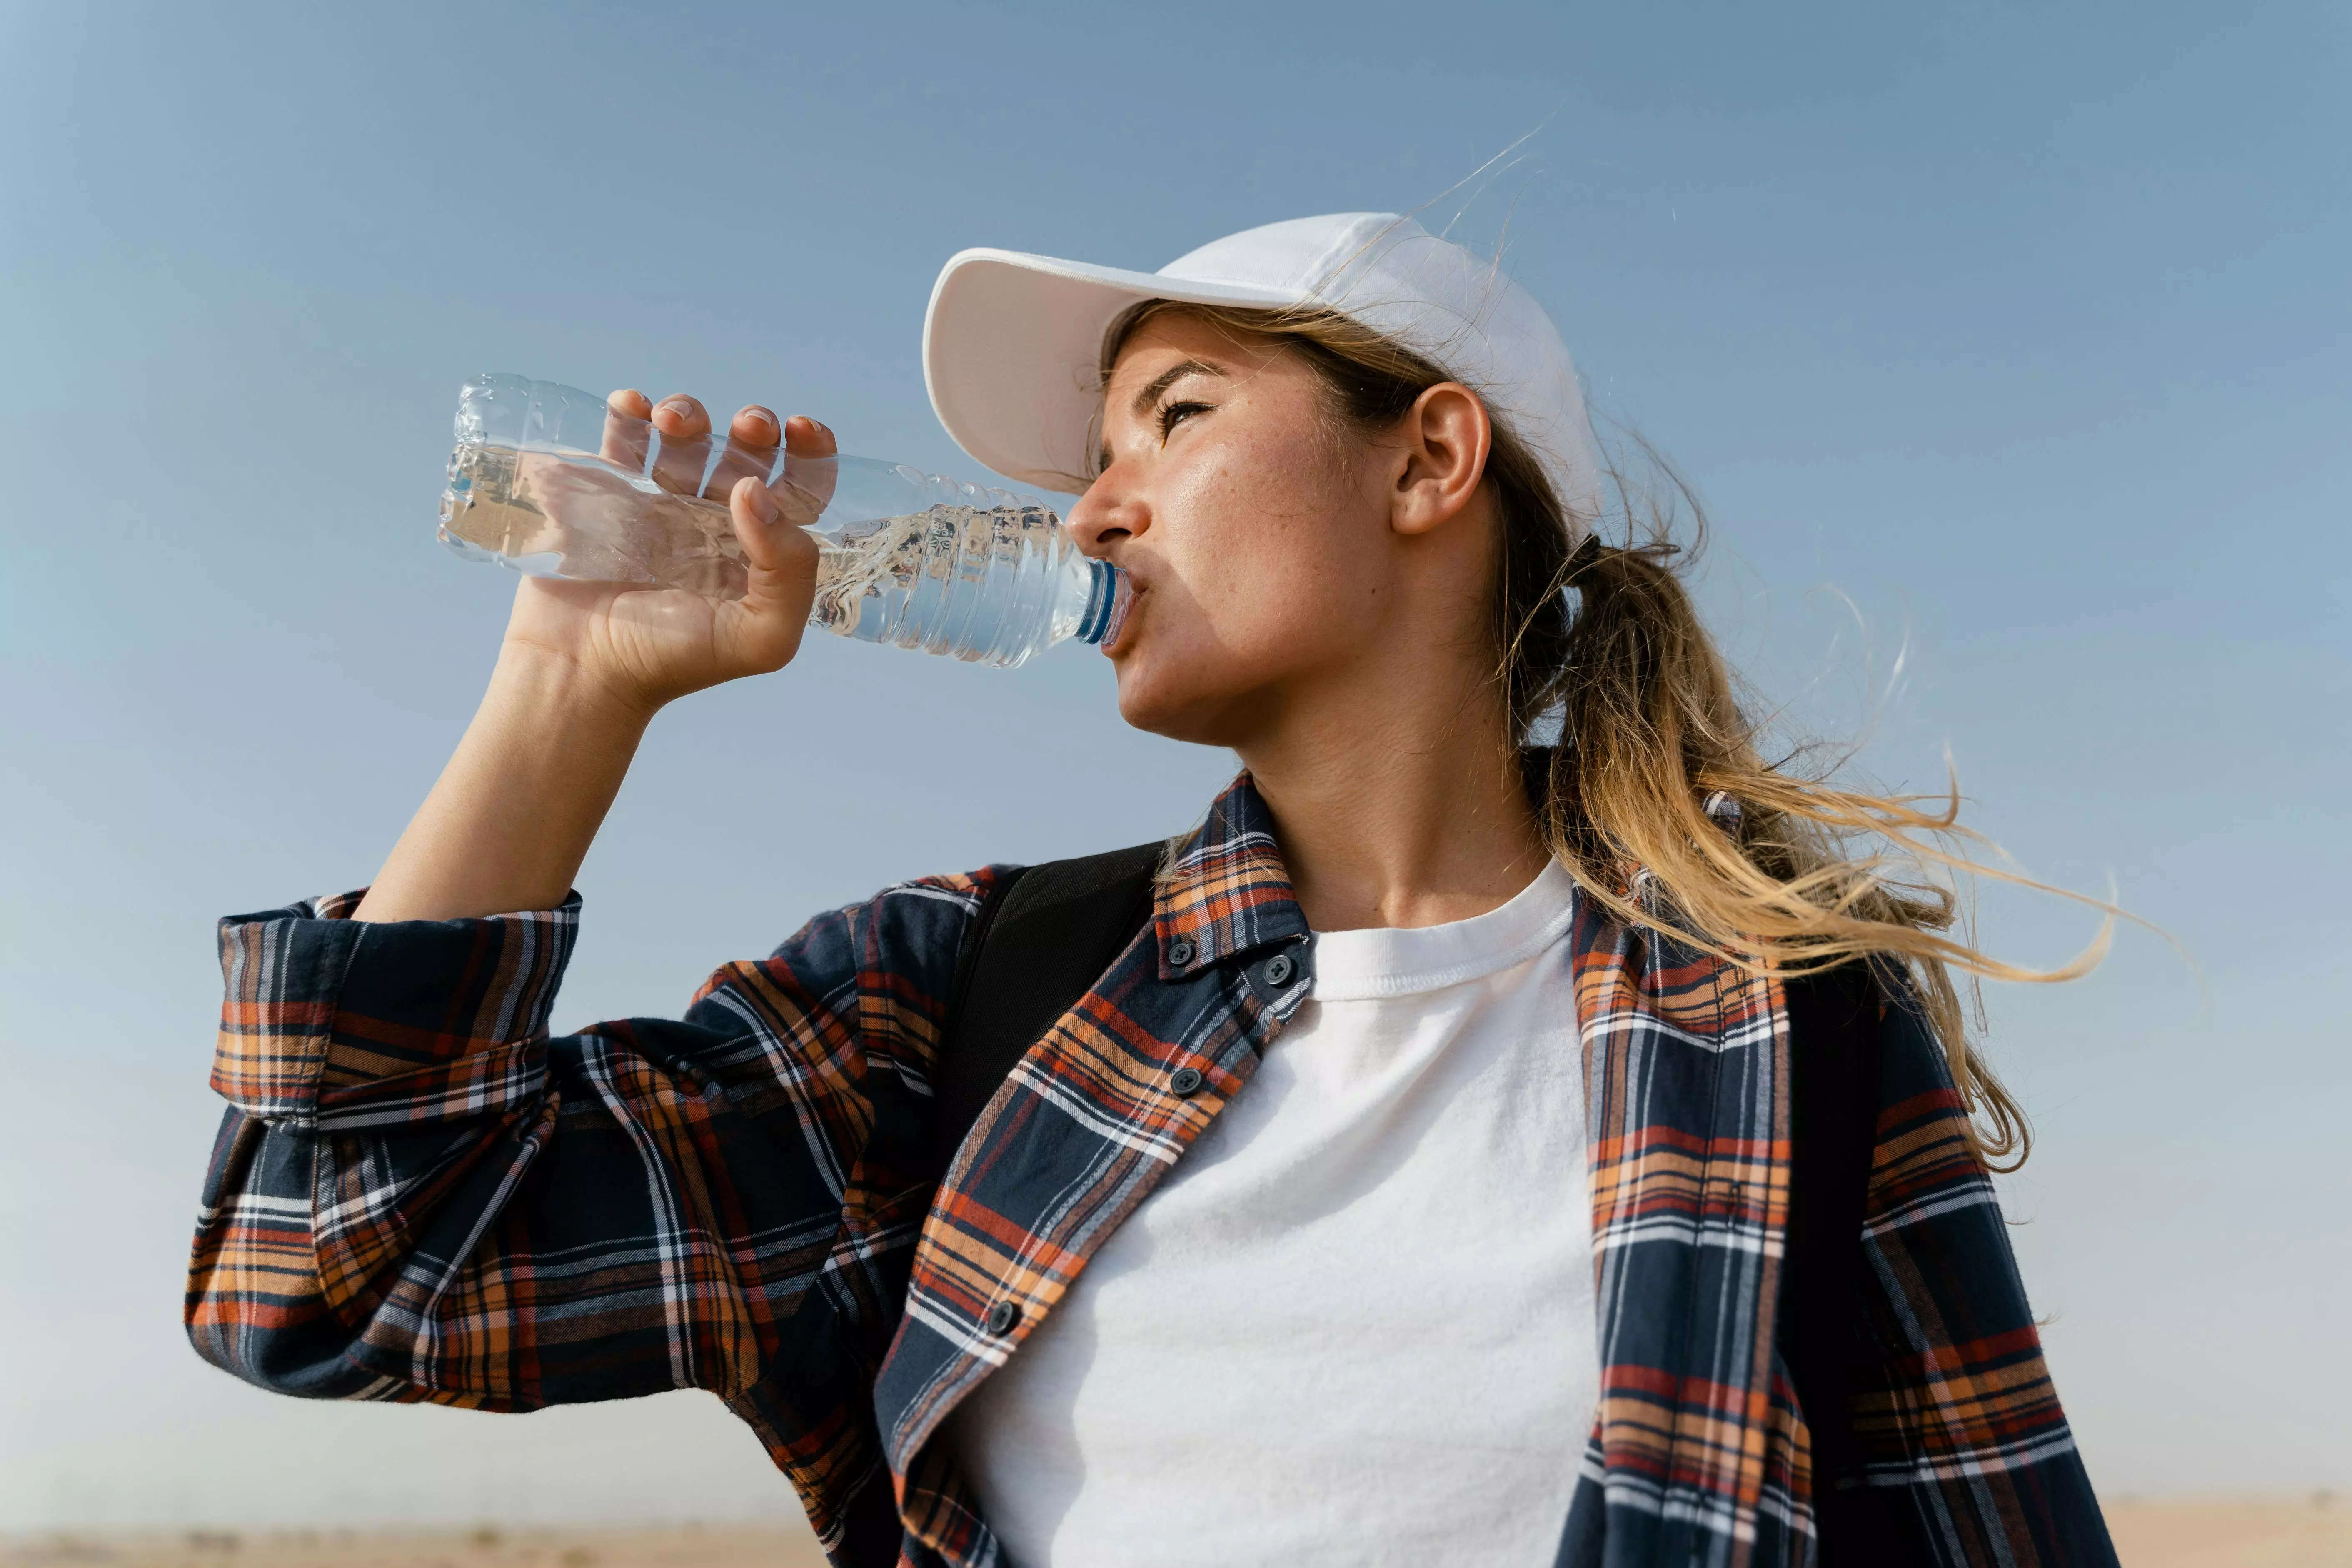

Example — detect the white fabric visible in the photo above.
[952,861,1598,1568]
[921,212,1603,531]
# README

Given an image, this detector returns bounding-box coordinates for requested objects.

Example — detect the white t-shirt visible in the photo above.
[951,861,1598,1567]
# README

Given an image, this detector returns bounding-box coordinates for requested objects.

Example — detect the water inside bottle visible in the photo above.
[441,439,1091,665]
[441,441,747,594]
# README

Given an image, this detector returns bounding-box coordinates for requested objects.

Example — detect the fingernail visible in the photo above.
[659,396,696,417]
[743,407,777,438]
[743,479,777,523]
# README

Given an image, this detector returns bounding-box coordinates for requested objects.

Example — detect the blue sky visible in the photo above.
[2,0,2345,1528]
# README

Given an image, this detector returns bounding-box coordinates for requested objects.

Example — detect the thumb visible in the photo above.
[729,474,819,629]
[730,475,785,570]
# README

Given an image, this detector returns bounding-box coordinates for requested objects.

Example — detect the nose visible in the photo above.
[1064,462,1146,559]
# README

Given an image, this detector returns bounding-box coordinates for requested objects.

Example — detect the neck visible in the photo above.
[1235,664,1546,934]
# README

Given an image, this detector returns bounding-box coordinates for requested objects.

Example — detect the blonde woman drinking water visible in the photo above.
[189,214,2117,1566]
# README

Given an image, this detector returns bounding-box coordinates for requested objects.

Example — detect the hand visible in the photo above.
[500,391,838,716]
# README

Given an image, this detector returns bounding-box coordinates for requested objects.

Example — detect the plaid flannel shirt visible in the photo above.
[190,774,2115,1567]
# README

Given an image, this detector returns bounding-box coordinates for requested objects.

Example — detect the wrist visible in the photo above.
[489,637,664,735]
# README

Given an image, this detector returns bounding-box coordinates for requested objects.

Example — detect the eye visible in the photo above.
[1156,400,1211,442]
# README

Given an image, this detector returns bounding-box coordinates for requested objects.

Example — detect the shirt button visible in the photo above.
[1167,939,1195,966]
[1263,953,1295,986]
[986,1300,1021,1335]
[1169,1066,1206,1097]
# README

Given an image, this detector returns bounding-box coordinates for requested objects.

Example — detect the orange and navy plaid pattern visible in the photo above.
[188,775,2112,1567]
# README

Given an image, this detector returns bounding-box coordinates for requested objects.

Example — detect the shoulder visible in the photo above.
[688,865,1021,1030]
[813,864,1023,954]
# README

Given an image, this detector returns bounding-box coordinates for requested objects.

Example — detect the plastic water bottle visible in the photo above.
[437,374,1128,669]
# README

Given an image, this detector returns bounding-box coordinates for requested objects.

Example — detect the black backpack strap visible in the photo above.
[934,841,1166,1164]
[1780,959,1903,1563]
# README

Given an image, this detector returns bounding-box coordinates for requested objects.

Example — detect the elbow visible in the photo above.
[185,1111,381,1399]
[183,1274,382,1401]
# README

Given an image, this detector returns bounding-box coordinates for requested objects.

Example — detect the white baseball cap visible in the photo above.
[921,212,1603,534]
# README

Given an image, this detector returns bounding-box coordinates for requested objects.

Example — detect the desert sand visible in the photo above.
[0,1528,828,1568]
[2105,1496,2350,1568]
[6,1497,2347,1568]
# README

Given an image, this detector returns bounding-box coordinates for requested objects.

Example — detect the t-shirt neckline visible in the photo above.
[1307,861,1578,1002]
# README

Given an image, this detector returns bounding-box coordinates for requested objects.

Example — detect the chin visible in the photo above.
[1111,652,1262,749]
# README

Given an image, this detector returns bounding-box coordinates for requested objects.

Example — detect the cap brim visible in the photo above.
[923,247,1300,494]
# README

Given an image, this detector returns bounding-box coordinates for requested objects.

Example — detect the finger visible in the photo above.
[649,394,713,495]
[600,389,654,471]
[772,415,841,527]
[703,404,782,501]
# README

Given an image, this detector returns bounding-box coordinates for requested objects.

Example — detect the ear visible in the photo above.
[1388,382,1492,538]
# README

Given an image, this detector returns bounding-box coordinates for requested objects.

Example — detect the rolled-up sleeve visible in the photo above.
[187,874,989,1415]
[210,890,574,1129]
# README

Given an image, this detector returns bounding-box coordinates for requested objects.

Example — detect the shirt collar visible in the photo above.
[1151,772,1311,980]
[1150,769,1732,979]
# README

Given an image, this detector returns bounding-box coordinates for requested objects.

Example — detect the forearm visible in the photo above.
[355,641,654,921]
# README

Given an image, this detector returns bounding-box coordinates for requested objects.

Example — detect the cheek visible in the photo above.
[1186,436,1376,635]
[1116,425,1384,711]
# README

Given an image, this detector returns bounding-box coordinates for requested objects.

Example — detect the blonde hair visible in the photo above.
[1104,299,2111,1169]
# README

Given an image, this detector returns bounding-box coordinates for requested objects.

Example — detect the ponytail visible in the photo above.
[1503,458,2096,1170]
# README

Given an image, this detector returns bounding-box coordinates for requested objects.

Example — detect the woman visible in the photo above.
[189,214,2116,1566]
